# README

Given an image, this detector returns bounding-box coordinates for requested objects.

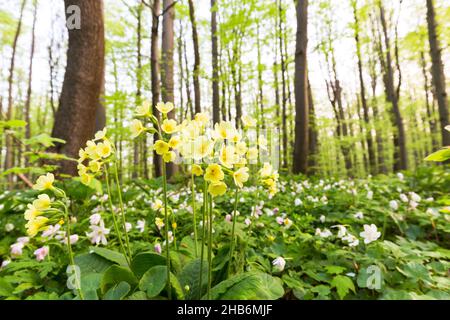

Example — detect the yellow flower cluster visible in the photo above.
[259,163,279,196]
[24,193,51,237]
[77,128,113,185]
[133,101,271,197]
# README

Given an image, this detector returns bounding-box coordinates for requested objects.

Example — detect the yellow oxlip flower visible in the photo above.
[194,112,209,126]
[219,145,237,168]
[78,148,88,163]
[163,151,176,163]
[204,164,224,183]
[267,235,275,242]
[242,115,257,128]
[168,136,181,149]
[94,128,107,141]
[33,173,55,191]
[172,222,177,229]
[96,140,112,158]
[89,160,102,173]
[80,173,93,185]
[154,140,170,155]
[85,141,101,160]
[131,119,145,138]
[231,132,242,143]
[156,101,174,114]
[183,121,201,139]
[78,163,88,176]
[136,100,151,117]
[26,216,49,237]
[24,204,42,221]
[161,119,179,134]
[235,141,248,156]
[152,199,163,211]
[193,136,213,160]
[260,162,273,178]
[233,167,250,188]
[191,164,203,176]
[213,122,236,140]
[258,135,268,149]
[263,178,275,187]
[33,194,51,211]
[208,181,227,197]
[246,147,258,160]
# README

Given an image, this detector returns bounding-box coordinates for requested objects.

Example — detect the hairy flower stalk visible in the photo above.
[199,179,207,299]
[162,160,172,300]
[207,195,213,299]
[191,165,198,257]
[104,166,131,265]
[227,186,239,277]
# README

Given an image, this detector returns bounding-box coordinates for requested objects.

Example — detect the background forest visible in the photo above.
[0,0,449,182]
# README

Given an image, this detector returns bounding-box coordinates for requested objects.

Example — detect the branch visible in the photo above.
[160,0,179,17]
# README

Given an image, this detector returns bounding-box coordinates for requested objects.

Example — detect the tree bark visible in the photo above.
[188,0,201,114]
[161,0,178,178]
[50,0,105,175]
[426,0,450,146]
[4,0,27,183]
[211,0,220,124]
[151,0,162,177]
[353,0,376,175]
[278,0,288,169]
[293,0,309,174]
[307,78,318,173]
[378,2,408,170]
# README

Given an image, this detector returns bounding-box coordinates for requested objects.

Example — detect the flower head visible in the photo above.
[204,164,224,183]
[191,164,204,176]
[136,100,151,117]
[156,102,174,114]
[272,257,286,272]
[34,246,49,262]
[161,119,179,134]
[233,167,249,188]
[208,181,227,197]
[359,224,381,244]
[131,119,145,138]
[154,140,170,155]
[33,173,55,191]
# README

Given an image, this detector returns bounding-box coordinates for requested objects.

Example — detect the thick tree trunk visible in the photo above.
[378,2,408,171]
[4,0,27,183]
[293,0,309,174]
[188,0,201,114]
[161,0,178,178]
[426,0,450,146]
[211,0,220,124]
[353,0,376,175]
[51,0,105,175]
[151,0,162,177]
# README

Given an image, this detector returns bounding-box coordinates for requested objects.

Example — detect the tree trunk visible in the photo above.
[4,0,27,183]
[426,0,450,146]
[307,78,318,173]
[211,0,220,124]
[50,0,105,175]
[188,0,201,114]
[353,0,376,175]
[25,0,37,144]
[278,1,288,169]
[378,2,408,170]
[293,0,309,174]
[161,0,178,178]
[151,0,162,177]
[256,23,265,129]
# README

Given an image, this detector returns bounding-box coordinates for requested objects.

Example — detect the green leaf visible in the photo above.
[5,119,27,128]
[103,281,131,300]
[178,258,208,300]
[23,133,65,147]
[330,275,355,300]
[0,277,14,297]
[74,253,113,274]
[139,265,168,298]
[127,291,148,300]
[131,252,166,279]
[396,262,432,283]
[206,272,284,300]
[325,265,346,275]
[100,265,137,294]
[311,285,331,297]
[424,148,450,162]
[80,273,102,300]
[89,247,128,267]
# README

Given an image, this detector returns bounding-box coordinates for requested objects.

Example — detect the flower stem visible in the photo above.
[104,166,131,266]
[227,187,239,278]
[63,205,84,300]
[113,161,133,262]
[191,169,198,257]
[162,162,172,300]
[207,196,213,300]
[199,179,207,299]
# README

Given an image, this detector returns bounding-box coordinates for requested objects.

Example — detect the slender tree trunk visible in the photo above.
[420,51,439,150]
[353,0,376,174]
[293,0,309,174]
[307,78,318,173]
[183,39,194,119]
[151,0,162,177]
[278,1,288,169]
[178,20,184,121]
[188,0,201,114]
[426,0,450,146]
[161,0,178,178]
[4,0,27,183]
[256,23,265,129]
[133,1,143,179]
[25,0,37,144]
[211,0,220,124]
[378,2,408,170]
